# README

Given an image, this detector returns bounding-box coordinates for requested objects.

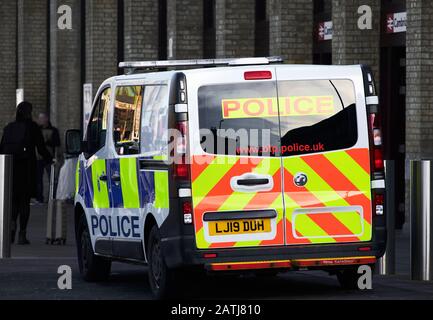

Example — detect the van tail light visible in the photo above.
[174,119,193,222]
[364,69,385,217]
[369,112,385,217]
[368,113,385,178]
[177,121,188,135]
[244,71,273,80]
[358,246,372,252]
[374,193,384,216]
[173,75,193,225]
[175,161,189,178]
[173,120,190,180]
[374,148,384,171]
[183,201,193,224]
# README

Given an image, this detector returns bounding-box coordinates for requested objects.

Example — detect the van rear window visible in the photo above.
[197,80,358,157]
[278,80,358,156]
[198,82,280,156]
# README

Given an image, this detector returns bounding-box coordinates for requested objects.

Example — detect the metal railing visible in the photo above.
[0,155,13,259]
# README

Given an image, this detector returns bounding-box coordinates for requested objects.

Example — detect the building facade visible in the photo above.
[0,0,431,227]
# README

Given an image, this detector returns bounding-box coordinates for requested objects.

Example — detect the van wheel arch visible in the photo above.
[144,213,158,260]
[74,204,85,240]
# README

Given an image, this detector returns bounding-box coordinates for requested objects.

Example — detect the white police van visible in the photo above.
[66,57,386,298]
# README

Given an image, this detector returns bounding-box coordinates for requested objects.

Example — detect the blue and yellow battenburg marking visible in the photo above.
[76,157,169,210]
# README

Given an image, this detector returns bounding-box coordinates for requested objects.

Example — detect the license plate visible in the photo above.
[208,219,271,236]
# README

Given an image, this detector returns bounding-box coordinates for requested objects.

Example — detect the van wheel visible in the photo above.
[336,268,360,290]
[147,225,176,299]
[77,216,111,282]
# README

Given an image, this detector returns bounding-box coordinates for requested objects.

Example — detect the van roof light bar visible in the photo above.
[118,56,283,70]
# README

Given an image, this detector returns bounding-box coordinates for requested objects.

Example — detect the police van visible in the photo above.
[67,57,386,298]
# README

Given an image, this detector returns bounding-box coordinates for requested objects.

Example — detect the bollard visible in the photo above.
[378,160,396,275]
[410,160,433,281]
[46,163,56,244]
[0,155,13,259]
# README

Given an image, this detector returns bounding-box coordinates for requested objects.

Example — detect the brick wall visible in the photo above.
[167,0,203,59]
[0,1,18,129]
[49,0,82,145]
[124,0,159,61]
[332,0,380,86]
[85,0,118,96]
[215,0,255,58]
[17,0,49,117]
[4,0,433,169]
[268,0,313,64]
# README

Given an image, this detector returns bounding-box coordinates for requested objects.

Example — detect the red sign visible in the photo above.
[386,12,407,34]
[317,21,333,41]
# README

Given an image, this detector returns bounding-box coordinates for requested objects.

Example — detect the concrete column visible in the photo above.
[268,0,313,64]
[406,0,433,160]
[405,0,433,230]
[167,0,203,59]
[17,0,49,116]
[0,1,18,129]
[332,0,380,84]
[124,0,159,61]
[215,0,255,58]
[85,0,118,96]
[49,0,82,144]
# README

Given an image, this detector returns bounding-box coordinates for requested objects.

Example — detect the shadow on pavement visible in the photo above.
[2,202,432,300]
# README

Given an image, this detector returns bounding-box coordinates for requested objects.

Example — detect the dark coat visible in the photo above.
[40,122,61,159]
[0,105,52,197]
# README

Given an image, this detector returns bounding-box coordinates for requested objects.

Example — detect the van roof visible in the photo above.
[112,64,364,82]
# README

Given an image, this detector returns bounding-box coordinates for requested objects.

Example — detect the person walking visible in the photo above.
[36,112,61,203]
[0,102,53,245]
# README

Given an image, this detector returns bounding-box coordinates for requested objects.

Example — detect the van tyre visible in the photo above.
[147,225,177,299]
[77,216,111,282]
[336,268,360,290]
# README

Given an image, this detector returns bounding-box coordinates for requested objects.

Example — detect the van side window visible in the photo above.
[86,87,111,156]
[141,85,169,157]
[113,86,143,155]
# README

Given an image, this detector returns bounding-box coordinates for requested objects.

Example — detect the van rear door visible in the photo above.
[189,66,372,250]
[275,67,373,245]
[189,68,285,249]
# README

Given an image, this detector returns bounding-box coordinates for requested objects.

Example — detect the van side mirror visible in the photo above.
[65,129,82,156]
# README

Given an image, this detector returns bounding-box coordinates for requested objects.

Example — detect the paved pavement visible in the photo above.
[1,204,433,300]
[10,202,76,258]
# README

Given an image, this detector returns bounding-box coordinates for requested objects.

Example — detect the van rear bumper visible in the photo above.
[161,227,386,269]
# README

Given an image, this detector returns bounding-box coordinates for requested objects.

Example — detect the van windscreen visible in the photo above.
[197,79,358,157]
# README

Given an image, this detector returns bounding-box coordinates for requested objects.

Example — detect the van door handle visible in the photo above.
[237,178,270,186]
[111,174,121,182]
[99,174,108,182]
[230,173,274,192]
